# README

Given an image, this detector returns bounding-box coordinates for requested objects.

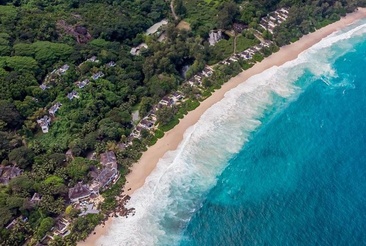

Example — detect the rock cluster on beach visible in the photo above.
[113,195,136,218]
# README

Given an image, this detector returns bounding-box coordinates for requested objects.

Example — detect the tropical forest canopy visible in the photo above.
[0,0,365,244]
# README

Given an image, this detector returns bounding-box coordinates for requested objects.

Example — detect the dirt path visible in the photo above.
[233,34,237,54]
[170,0,179,20]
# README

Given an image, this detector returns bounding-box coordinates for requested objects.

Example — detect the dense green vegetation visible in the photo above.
[235,34,260,52]
[0,0,365,244]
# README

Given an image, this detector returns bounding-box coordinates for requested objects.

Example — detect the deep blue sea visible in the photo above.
[99,19,366,246]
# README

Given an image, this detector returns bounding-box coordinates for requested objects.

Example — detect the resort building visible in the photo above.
[39,235,53,245]
[208,30,223,46]
[100,151,118,169]
[91,71,104,80]
[202,66,214,77]
[6,218,18,230]
[39,84,49,90]
[6,216,28,230]
[53,218,71,237]
[0,165,22,185]
[259,8,289,34]
[130,43,148,56]
[86,151,120,193]
[158,96,174,107]
[68,182,91,203]
[106,61,116,67]
[30,193,42,206]
[49,102,62,116]
[79,203,100,216]
[37,115,51,133]
[146,19,168,35]
[57,64,70,75]
[171,92,184,103]
[76,79,90,89]
[67,90,79,100]
[87,56,99,63]
[95,168,119,190]
[139,119,154,129]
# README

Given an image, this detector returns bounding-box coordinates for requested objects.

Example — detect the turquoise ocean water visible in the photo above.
[99,19,366,246]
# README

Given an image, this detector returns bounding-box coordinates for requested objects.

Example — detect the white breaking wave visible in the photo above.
[98,19,366,246]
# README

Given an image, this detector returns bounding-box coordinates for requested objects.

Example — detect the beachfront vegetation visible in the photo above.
[0,0,365,244]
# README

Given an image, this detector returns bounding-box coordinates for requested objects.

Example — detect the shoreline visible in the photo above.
[78,8,366,246]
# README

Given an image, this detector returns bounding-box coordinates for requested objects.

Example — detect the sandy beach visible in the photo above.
[78,8,366,246]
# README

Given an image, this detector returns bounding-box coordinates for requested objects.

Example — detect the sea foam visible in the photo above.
[98,19,366,246]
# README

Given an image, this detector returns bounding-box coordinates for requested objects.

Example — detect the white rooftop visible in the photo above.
[146,19,168,35]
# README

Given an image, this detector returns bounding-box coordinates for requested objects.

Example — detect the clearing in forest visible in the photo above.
[177,20,191,30]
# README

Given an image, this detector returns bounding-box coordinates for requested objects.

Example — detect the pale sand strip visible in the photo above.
[78,8,366,246]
